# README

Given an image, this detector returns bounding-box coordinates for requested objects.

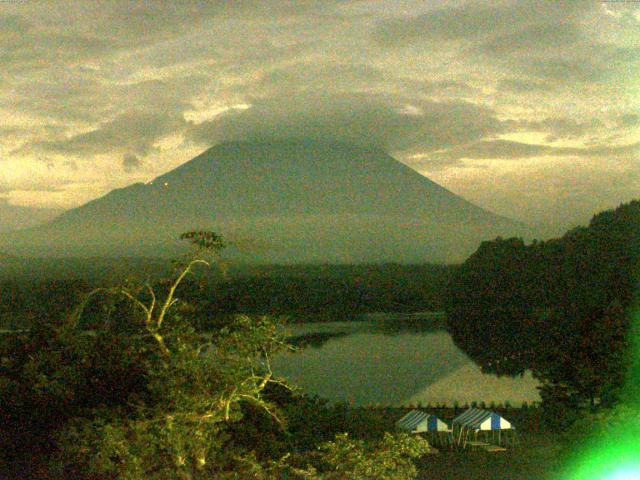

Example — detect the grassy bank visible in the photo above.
[347,405,565,480]
[418,434,563,480]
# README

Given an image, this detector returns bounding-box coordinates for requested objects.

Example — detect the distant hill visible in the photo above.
[1,140,533,263]
[0,200,64,233]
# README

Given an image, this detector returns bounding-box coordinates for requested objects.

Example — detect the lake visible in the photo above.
[272,313,541,407]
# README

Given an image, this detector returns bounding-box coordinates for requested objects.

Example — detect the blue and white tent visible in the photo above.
[396,410,450,433]
[452,408,518,449]
[396,410,452,447]
[452,408,512,431]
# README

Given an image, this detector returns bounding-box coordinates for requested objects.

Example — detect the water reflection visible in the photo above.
[273,314,540,407]
[287,331,350,349]
[283,312,446,350]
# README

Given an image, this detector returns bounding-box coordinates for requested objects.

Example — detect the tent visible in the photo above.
[396,410,452,446]
[452,408,518,449]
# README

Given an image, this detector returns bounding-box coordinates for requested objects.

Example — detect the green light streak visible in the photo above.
[562,306,640,480]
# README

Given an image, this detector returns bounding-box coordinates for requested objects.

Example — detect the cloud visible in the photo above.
[374,0,586,46]
[617,113,640,128]
[476,23,584,56]
[485,29,640,84]
[508,117,605,142]
[427,155,640,235]
[521,57,604,83]
[0,13,29,35]
[0,1,346,68]
[0,124,68,152]
[373,1,636,86]
[242,62,481,104]
[187,93,504,153]
[567,142,640,158]
[0,3,226,70]
[12,71,208,125]
[87,0,342,42]
[10,69,106,123]
[0,182,66,194]
[23,111,187,157]
[375,3,513,45]
[428,140,550,163]
[0,14,112,75]
[122,154,142,172]
[423,139,640,164]
[250,63,388,97]
[497,78,550,93]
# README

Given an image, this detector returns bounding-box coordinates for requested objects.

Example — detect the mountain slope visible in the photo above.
[2,140,532,263]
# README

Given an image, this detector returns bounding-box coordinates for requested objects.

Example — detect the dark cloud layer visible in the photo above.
[188,94,504,154]
[617,114,640,128]
[374,0,586,46]
[0,13,111,74]
[122,153,142,172]
[374,0,638,87]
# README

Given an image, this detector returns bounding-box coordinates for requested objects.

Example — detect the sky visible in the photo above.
[0,0,639,235]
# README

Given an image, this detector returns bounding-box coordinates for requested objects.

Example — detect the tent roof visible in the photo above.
[396,410,450,433]
[452,408,512,431]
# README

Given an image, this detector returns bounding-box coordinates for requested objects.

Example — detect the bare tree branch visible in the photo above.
[157,258,210,329]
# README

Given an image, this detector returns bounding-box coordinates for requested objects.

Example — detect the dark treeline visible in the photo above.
[185,263,454,321]
[445,199,640,427]
[1,263,455,330]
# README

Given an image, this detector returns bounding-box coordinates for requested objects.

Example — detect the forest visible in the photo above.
[446,200,640,427]
[0,263,453,331]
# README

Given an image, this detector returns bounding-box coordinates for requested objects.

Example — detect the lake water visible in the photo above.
[272,313,541,407]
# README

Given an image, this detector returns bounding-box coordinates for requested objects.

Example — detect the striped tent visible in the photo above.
[396,410,452,447]
[396,410,450,433]
[452,408,518,449]
[453,408,512,431]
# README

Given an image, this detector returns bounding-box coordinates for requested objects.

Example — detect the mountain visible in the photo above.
[1,140,533,263]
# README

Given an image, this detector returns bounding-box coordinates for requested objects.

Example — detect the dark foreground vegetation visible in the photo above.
[1,200,639,479]
[1,233,435,479]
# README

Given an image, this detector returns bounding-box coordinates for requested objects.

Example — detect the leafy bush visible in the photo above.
[314,432,432,480]
[562,404,640,444]
[0,321,148,463]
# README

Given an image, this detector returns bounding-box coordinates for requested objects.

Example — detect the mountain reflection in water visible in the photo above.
[274,313,540,407]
